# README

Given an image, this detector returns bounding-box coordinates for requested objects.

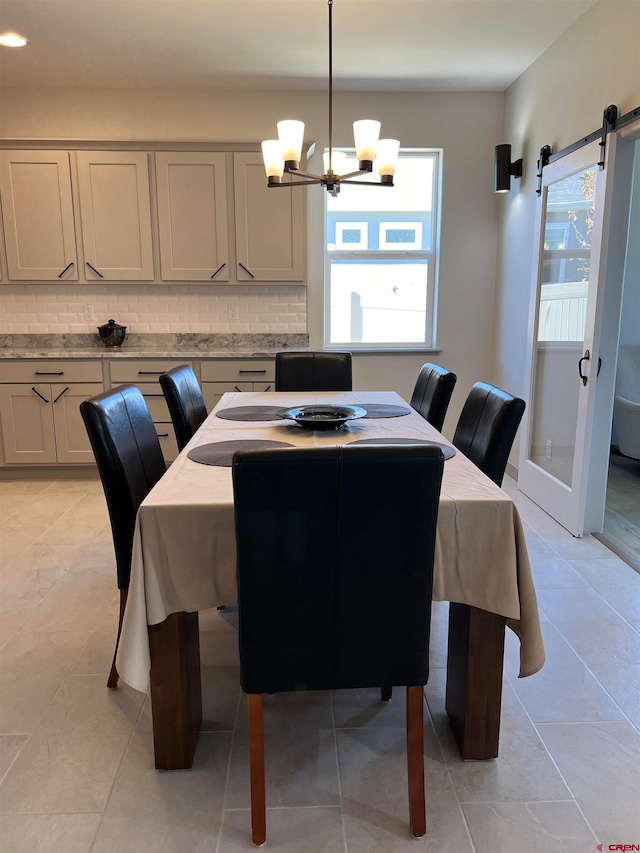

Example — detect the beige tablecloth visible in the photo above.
[117,391,545,692]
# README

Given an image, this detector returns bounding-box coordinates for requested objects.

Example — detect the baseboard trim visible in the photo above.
[505,461,518,482]
[0,466,99,481]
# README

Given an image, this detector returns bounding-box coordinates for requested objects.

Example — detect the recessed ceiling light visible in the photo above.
[0,33,28,48]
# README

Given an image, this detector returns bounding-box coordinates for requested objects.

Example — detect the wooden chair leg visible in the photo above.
[107,588,128,689]
[381,687,393,702]
[247,694,266,846]
[406,685,426,838]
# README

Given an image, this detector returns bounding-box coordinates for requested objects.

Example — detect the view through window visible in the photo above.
[325,151,440,348]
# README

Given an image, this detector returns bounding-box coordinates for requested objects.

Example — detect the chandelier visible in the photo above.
[260,0,399,197]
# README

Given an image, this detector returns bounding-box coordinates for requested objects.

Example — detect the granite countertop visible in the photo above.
[0,333,309,359]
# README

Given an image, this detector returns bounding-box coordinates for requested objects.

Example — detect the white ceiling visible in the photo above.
[0,0,598,92]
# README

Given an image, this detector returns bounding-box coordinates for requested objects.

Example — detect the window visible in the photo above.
[325,151,440,349]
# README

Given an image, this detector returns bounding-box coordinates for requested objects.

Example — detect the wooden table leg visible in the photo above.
[148,611,202,770]
[445,603,506,760]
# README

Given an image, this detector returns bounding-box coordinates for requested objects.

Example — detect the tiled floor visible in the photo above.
[601,452,640,570]
[0,475,639,852]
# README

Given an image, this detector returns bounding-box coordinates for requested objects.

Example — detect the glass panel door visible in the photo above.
[528,166,596,487]
[519,140,613,535]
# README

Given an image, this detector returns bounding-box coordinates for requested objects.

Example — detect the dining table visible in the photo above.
[116,390,545,770]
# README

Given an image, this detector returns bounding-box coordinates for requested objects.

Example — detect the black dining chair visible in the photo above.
[410,362,457,432]
[275,350,352,391]
[232,443,444,845]
[159,364,208,452]
[452,381,526,486]
[80,385,166,688]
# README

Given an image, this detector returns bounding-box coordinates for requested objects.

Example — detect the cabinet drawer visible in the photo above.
[136,383,170,421]
[200,358,274,382]
[110,359,193,383]
[0,360,103,383]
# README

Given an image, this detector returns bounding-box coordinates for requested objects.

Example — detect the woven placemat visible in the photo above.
[348,437,456,459]
[352,403,412,418]
[216,406,286,421]
[187,439,294,466]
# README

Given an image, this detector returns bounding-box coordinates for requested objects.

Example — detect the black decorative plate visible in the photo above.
[277,404,367,431]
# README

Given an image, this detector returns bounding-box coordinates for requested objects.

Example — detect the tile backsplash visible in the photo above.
[0,284,307,334]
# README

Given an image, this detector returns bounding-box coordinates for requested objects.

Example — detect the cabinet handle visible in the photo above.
[157,433,170,438]
[53,387,70,403]
[234,386,243,392]
[238,370,266,375]
[138,371,165,375]
[238,262,255,279]
[35,371,64,376]
[263,384,272,392]
[211,263,226,279]
[31,387,50,403]
[58,262,74,278]
[86,262,104,278]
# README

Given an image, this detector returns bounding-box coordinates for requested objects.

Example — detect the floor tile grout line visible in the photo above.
[329,691,349,853]
[88,690,148,853]
[503,619,636,728]
[506,670,602,844]
[422,685,478,853]
[0,736,29,789]
[583,664,640,736]
[215,682,243,853]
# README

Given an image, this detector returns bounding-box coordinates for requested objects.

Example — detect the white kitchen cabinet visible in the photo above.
[76,151,154,281]
[0,360,103,464]
[155,152,229,282]
[200,357,275,409]
[233,153,305,282]
[0,150,78,281]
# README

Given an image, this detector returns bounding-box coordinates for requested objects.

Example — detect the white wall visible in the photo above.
[0,87,503,434]
[494,0,640,462]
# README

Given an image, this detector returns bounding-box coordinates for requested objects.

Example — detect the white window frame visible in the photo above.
[324,149,441,351]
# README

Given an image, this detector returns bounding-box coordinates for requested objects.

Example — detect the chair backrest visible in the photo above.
[80,384,166,589]
[452,381,525,486]
[410,362,457,432]
[232,444,444,695]
[159,364,208,452]
[275,351,352,391]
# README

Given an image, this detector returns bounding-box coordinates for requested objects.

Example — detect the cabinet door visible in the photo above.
[233,153,305,281]
[0,151,78,281]
[76,151,154,281]
[201,381,254,411]
[0,384,57,463]
[52,383,103,463]
[155,152,229,281]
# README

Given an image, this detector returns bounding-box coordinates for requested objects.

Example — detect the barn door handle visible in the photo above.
[578,349,590,386]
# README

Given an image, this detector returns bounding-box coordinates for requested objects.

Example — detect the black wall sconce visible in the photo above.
[494,144,523,193]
